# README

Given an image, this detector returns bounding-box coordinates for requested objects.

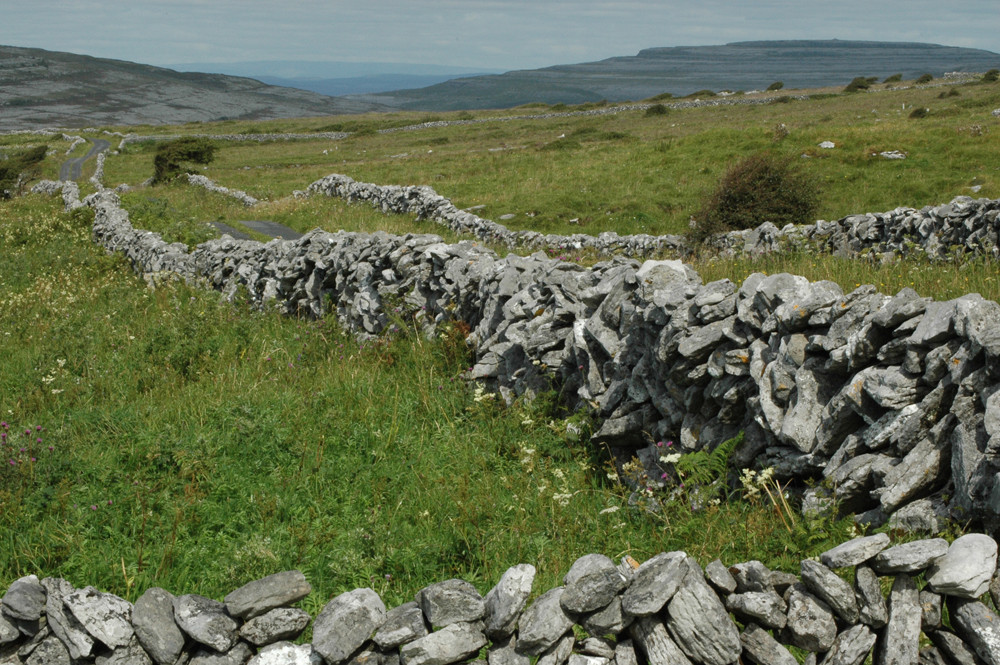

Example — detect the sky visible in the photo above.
[3,0,999,74]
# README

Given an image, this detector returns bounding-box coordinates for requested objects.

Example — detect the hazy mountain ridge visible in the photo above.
[0,45,387,130]
[357,40,1000,111]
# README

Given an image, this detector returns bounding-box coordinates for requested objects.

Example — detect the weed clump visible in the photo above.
[645,103,669,117]
[766,81,784,91]
[984,69,999,83]
[909,107,930,119]
[691,152,819,244]
[0,144,47,199]
[883,73,903,84]
[844,76,877,92]
[152,137,217,183]
[916,73,934,84]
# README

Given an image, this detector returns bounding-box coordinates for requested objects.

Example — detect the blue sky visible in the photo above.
[3,0,998,72]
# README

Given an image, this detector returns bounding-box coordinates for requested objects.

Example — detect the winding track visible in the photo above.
[59,138,110,181]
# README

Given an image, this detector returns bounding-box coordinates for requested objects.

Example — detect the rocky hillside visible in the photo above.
[0,45,387,130]
[358,40,1000,111]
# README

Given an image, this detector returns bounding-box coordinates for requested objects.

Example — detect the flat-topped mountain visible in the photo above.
[355,40,1000,111]
[0,45,387,130]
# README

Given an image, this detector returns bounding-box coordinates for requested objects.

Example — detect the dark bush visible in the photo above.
[843,77,872,92]
[766,81,784,91]
[916,73,934,84]
[0,144,48,199]
[691,152,819,245]
[645,103,668,116]
[909,107,930,119]
[883,73,903,83]
[984,69,999,83]
[685,89,717,98]
[152,137,217,183]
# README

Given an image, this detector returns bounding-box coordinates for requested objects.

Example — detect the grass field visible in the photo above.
[1,73,997,605]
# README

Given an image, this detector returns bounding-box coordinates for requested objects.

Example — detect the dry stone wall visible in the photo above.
[3,533,1000,665]
[30,179,1000,535]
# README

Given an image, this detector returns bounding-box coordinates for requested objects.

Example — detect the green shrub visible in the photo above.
[916,73,934,84]
[883,73,903,83]
[152,137,217,183]
[686,89,717,98]
[645,103,669,116]
[984,69,999,83]
[843,77,872,92]
[691,152,819,244]
[0,144,47,199]
[938,89,960,98]
[909,107,930,119]
[766,81,784,91]
[647,92,674,102]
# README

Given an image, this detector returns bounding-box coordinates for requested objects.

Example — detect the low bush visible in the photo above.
[691,152,819,245]
[984,69,999,83]
[883,73,903,83]
[152,137,217,183]
[916,73,934,84]
[645,103,669,117]
[0,144,47,199]
[843,77,872,92]
[909,107,930,119]
[766,81,784,91]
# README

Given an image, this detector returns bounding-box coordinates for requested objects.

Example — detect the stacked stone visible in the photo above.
[307,174,1000,263]
[184,174,259,207]
[4,535,1000,664]
[0,571,312,665]
[89,153,106,192]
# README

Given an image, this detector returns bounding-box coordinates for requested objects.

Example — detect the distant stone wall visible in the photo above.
[27,179,1000,537]
[307,173,1000,261]
[2,533,1000,665]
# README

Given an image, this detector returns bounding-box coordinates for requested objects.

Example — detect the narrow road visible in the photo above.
[59,139,111,182]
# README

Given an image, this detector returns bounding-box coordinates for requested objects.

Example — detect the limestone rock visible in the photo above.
[373,602,429,649]
[819,625,876,665]
[877,574,922,665]
[399,621,487,665]
[173,594,238,653]
[484,564,535,639]
[871,538,949,574]
[224,570,312,620]
[740,624,797,665]
[536,634,574,665]
[24,635,70,665]
[95,637,155,665]
[820,533,890,568]
[42,577,94,661]
[927,630,986,665]
[313,588,386,665]
[249,642,323,665]
[133,587,185,665]
[628,616,692,665]
[854,566,888,629]
[703,559,737,594]
[65,586,134,650]
[725,591,787,630]
[561,554,626,614]
[1,576,45,622]
[665,559,741,665]
[579,596,631,637]
[515,588,574,656]
[783,584,836,652]
[239,607,311,646]
[417,579,485,628]
[949,598,1000,665]
[188,641,253,665]
[927,534,999,598]
[620,552,687,616]
[800,560,859,624]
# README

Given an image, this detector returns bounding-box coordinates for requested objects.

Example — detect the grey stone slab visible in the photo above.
[313,588,386,665]
[417,579,486,628]
[173,594,238,654]
[949,598,1000,665]
[249,642,323,665]
[665,559,741,665]
[725,591,786,630]
[854,566,888,629]
[729,561,772,593]
[871,538,949,574]
[920,591,943,631]
[188,642,254,665]
[927,534,999,598]
[877,574,922,665]
[620,552,687,616]
[561,554,626,614]
[536,634,574,665]
[515,588,574,656]
[1,576,45,622]
[704,559,737,594]
[628,616,692,665]
[740,624,797,665]
[95,636,155,665]
[484,564,535,639]
[800,560,859,624]
[819,625,876,665]
[927,630,984,665]
[373,602,428,650]
[42,577,94,661]
[783,584,837,653]
[224,570,312,620]
[66,586,134,650]
[239,607,311,646]
[579,596,631,637]
[133,588,185,665]
[399,621,487,665]
[487,636,529,665]
[820,533,890,569]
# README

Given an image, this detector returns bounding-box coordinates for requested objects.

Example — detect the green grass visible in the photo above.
[2,78,996,604]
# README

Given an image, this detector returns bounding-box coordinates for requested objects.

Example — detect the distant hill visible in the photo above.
[355,40,1000,111]
[0,45,388,131]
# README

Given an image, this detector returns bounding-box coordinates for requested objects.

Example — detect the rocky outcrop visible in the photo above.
[2,535,999,665]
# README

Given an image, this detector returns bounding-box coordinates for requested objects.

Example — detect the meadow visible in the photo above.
[1,73,998,606]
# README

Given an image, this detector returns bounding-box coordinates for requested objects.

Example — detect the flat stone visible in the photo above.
[920,591,942,630]
[399,621,487,665]
[536,634,574,665]
[949,598,1000,665]
[820,533,890,568]
[487,636,529,665]
[620,552,687,616]
[561,554,626,614]
[42,578,94,661]
[1,576,45,622]
[725,591,786,630]
[417,579,485,628]
[665,559,741,665]
[374,602,428,649]
[579,596,631,637]
[65,586,134,649]
[927,534,999,598]
[800,560,859,624]
[628,616,692,665]
[740,624,797,665]
[188,642,254,665]
[877,574,921,665]
[515,588,574,656]
[704,560,737,594]
[577,637,615,659]
[133,587,185,665]
[224,570,312,620]
[239,607,311,646]
[871,538,949,574]
[249,642,323,665]
[24,635,69,665]
[614,640,638,665]
[95,636,155,665]
[173,594,238,653]
[484,564,535,638]
[567,655,607,665]
[854,566,888,628]
[783,584,837,653]
[313,588,386,665]
[927,630,985,665]
[819,625,876,665]
[0,613,19,645]
[729,561,772,593]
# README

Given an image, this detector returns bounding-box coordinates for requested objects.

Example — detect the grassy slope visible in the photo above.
[2,74,997,605]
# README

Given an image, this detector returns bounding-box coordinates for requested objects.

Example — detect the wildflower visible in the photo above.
[599,506,620,515]
[659,453,681,465]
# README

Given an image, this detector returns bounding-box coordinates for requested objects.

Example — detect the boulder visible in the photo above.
[484,564,535,638]
[313,588,386,665]
[417,579,486,628]
[224,570,312,620]
[399,621,487,665]
[561,554,626,614]
[927,534,999,598]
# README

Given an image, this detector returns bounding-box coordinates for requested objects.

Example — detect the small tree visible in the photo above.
[843,77,872,92]
[766,81,784,91]
[0,144,47,199]
[984,69,999,83]
[691,152,819,245]
[883,73,903,84]
[916,73,934,84]
[153,137,217,183]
